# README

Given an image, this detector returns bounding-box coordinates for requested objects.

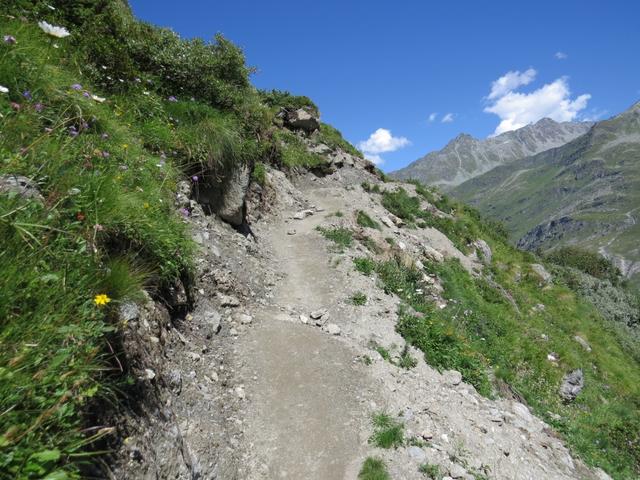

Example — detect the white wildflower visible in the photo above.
[91,94,106,103]
[38,21,70,38]
[0,85,8,94]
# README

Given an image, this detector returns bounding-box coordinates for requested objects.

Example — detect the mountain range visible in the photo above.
[392,118,593,189]
[393,103,640,284]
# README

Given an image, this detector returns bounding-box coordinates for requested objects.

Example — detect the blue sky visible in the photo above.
[130,0,640,171]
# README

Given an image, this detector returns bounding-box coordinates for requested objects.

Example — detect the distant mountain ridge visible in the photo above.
[452,101,640,284]
[391,118,593,189]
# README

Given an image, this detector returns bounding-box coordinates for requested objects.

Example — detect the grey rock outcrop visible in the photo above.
[0,174,43,201]
[559,369,584,402]
[472,239,492,264]
[217,165,250,226]
[284,108,320,133]
[531,263,552,284]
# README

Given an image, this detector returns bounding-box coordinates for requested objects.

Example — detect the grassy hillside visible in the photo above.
[452,104,640,286]
[1,2,639,479]
[0,2,353,477]
[354,183,640,478]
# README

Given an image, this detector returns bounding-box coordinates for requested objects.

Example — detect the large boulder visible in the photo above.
[0,174,43,201]
[217,165,250,226]
[472,239,492,264]
[531,263,552,284]
[195,166,250,226]
[559,369,584,402]
[283,108,320,133]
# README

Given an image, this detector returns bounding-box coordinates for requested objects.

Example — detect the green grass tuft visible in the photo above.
[316,226,353,250]
[357,210,381,230]
[351,292,368,306]
[358,457,391,480]
[354,257,376,276]
[419,463,442,479]
[370,412,404,449]
[251,162,267,186]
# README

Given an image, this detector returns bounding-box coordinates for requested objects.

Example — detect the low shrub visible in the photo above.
[356,210,381,230]
[546,246,621,284]
[318,123,363,158]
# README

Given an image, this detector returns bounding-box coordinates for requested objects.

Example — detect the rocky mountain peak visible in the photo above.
[391,119,592,189]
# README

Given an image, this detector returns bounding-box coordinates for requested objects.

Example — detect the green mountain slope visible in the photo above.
[453,102,640,285]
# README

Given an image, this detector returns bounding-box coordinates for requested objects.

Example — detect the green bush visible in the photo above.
[317,123,363,158]
[274,130,325,168]
[259,89,318,116]
[546,246,621,284]
[381,188,421,222]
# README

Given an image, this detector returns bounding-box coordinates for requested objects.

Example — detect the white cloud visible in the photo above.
[555,51,568,60]
[441,113,454,123]
[488,68,537,100]
[484,71,591,135]
[358,128,410,154]
[358,128,410,165]
[428,112,437,122]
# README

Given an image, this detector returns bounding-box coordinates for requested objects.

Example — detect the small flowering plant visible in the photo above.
[94,293,111,307]
[38,21,70,38]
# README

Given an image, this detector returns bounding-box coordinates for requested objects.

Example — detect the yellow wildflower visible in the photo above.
[94,293,111,306]
[122,143,128,149]
[143,202,150,209]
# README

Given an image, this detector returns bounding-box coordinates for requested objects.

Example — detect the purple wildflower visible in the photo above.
[82,91,90,98]
[3,35,16,45]
[179,207,190,217]
[101,151,110,158]
[191,175,199,182]
[168,96,177,102]
[68,126,78,137]
[34,102,44,112]
[22,91,32,100]
[80,121,89,130]
[70,83,82,91]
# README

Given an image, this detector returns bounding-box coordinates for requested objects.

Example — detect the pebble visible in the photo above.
[407,446,426,462]
[325,323,341,335]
